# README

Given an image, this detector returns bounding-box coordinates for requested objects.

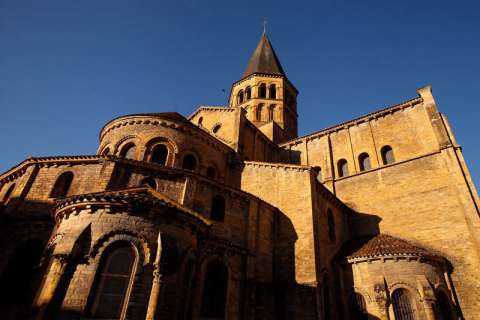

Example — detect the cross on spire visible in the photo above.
[263,17,267,33]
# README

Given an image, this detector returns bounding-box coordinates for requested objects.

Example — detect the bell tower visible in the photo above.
[229,32,298,144]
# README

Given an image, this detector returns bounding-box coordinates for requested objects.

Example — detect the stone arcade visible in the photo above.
[0,32,479,320]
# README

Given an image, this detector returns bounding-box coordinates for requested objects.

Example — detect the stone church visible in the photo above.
[0,32,478,320]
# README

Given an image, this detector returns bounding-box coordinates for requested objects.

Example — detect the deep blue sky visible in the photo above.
[1,1,479,188]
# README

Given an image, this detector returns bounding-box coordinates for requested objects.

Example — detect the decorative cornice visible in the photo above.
[243,160,310,171]
[0,155,278,212]
[188,106,233,120]
[99,114,234,155]
[280,97,423,147]
[231,72,298,94]
[54,186,213,227]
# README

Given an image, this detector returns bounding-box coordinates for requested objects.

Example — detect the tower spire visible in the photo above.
[242,32,286,78]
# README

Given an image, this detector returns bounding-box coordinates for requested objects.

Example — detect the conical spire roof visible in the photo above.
[242,32,286,78]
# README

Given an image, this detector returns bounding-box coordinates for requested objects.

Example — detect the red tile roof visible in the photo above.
[347,234,437,260]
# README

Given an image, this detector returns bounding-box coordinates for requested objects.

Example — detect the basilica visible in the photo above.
[0,32,479,320]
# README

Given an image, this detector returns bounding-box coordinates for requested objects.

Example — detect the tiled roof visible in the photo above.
[347,234,437,260]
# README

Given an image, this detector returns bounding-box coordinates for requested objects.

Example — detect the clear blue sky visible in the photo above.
[1,0,479,188]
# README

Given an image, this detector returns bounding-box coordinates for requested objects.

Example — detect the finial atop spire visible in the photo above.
[263,17,267,34]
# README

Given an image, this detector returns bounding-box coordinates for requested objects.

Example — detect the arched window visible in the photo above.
[256,104,264,121]
[182,154,197,171]
[337,159,349,178]
[269,84,276,99]
[358,153,371,171]
[89,242,137,319]
[392,289,416,320]
[120,143,136,160]
[381,145,395,165]
[435,290,454,320]
[323,274,330,319]
[2,183,15,203]
[151,144,168,165]
[268,105,275,121]
[101,147,110,156]
[212,124,221,134]
[259,83,267,98]
[245,86,251,100]
[198,116,203,126]
[327,209,336,242]
[210,195,226,221]
[50,172,74,198]
[206,166,216,179]
[238,90,244,104]
[200,260,228,319]
[0,239,44,307]
[350,293,368,320]
[141,177,157,189]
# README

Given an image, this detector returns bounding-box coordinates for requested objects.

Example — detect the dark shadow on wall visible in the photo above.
[0,198,56,320]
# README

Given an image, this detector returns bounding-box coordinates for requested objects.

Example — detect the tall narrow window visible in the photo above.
[120,143,136,160]
[238,90,244,104]
[182,154,197,171]
[327,209,336,242]
[50,172,74,198]
[200,260,228,319]
[2,183,15,203]
[89,242,137,319]
[151,144,168,165]
[358,153,371,171]
[269,84,276,99]
[268,105,275,121]
[256,104,264,121]
[245,86,251,100]
[381,145,395,165]
[392,289,416,320]
[337,159,349,178]
[259,83,266,98]
[206,166,216,179]
[198,117,203,126]
[210,195,226,221]
[323,274,330,319]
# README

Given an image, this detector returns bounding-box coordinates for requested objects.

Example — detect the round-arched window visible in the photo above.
[151,144,169,166]
[119,143,136,160]
[182,154,197,171]
[381,145,395,165]
[212,124,221,134]
[358,153,371,171]
[391,288,416,320]
[206,166,216,179]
